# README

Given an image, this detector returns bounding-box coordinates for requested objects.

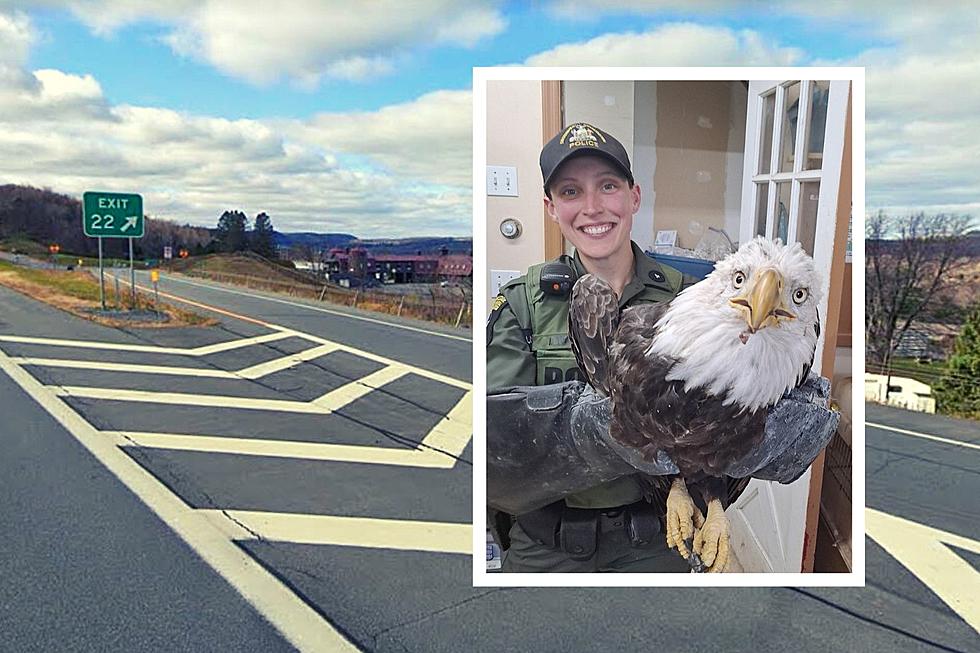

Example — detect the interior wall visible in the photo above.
[485,80,545,305]
[653,81,746,250]
[632,82,657,251]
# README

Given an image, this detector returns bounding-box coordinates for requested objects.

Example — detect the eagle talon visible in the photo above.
[665,478,700,560]
[693,498,731,573]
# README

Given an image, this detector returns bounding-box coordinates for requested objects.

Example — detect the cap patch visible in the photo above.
[560,123,606,149]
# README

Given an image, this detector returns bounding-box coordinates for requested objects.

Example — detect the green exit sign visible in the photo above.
[83,191,144,238]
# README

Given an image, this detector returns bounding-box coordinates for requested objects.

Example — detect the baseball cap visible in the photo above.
[540,122,634,194]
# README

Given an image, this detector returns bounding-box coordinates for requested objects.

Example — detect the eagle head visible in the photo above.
[647,237,823,413]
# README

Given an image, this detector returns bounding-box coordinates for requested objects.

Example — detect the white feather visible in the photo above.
[645,237,822,413]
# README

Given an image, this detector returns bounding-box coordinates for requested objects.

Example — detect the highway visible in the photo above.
[1,271,977,652]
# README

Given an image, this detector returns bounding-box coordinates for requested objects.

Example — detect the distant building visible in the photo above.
[865,373,936,413]
[322,248,472,286]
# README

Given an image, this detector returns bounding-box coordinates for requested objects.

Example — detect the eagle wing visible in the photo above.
[568,274,620,395]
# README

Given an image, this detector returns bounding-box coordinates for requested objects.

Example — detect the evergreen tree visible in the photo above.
[934,304,980,419]
[250,212,276,258]
[215,210,248,252]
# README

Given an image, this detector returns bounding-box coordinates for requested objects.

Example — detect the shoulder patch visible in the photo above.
[486,294,508,346]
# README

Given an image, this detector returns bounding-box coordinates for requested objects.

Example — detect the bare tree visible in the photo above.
[866,211,973,368]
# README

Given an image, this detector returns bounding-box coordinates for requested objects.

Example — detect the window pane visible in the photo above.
[755,183,769,236]
[798,181,820,255]
[804,81,830,170]
[779,82,801,173]
[775,181,791,243]
[758,92,776,174]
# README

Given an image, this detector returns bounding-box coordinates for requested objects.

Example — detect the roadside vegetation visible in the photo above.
[0,259,215,327]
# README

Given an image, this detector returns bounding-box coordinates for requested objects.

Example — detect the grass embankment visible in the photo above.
[0,259,215,327]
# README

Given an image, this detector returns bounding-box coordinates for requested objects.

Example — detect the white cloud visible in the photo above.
[529,5,980,219]
[525,23,804,67]
[58,0,505,85]
[0,10,39,89]
[0,10,471,236]
[283,89,472,187]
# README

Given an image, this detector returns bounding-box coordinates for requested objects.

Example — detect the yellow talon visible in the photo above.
[693,498,730,573]
[665,478,699,560]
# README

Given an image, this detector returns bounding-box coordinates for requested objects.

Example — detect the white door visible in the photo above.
[729,79,850,572]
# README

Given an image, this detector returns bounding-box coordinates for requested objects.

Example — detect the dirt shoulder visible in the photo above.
[0,260,216,328]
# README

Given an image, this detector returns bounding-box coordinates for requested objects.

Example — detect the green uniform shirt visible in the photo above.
[486,241,689,509]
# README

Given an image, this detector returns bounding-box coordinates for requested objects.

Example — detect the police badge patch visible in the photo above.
[486,294,507,346]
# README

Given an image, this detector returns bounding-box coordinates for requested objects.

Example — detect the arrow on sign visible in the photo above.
[121,216,139,232]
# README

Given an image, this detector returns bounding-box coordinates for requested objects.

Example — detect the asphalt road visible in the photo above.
[1,270,977,652]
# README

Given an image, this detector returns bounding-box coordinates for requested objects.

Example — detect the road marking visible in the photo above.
[0,347,359,652]
[119,432,456,467]
[312,366,409,409]
[867,421,980,451]
[301,332,471,390]
[0,330,295,356]
[12,357,235,378]
[11,333,469,391]
[152,273,472,343]
[53,386,338,414]
[116,390,473,467]
[866,508,980,633]
[237,343,340,379]
[420,389,473,458]
[201,509,472,554]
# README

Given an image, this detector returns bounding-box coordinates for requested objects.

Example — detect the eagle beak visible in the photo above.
[729,269,795,331]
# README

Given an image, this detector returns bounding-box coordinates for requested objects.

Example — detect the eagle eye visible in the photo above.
[793,288,809,304]
[733,271,746,289]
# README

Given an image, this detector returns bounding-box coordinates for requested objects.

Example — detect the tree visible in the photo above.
[934,305,980,419]
[215,210,248,252]
[866,211,972,368]
[250,212,276,259]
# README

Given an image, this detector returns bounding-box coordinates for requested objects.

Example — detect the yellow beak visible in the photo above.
[729,269,795,331]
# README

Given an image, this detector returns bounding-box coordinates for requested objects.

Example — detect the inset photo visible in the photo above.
[473,68,863,586]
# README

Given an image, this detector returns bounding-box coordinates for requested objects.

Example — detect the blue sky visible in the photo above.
[26,6,882,118]
[1,2,977,237]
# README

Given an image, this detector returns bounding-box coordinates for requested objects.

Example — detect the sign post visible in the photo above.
[83,191,144,311]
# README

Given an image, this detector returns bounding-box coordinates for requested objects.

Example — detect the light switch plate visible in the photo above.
[490,269,521,296]
[487,165,518,197]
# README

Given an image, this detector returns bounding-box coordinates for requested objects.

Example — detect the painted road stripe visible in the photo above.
[421,389,473,458]
[305,333,471,391]
[866,508,980,633]
[14,349,338,380]
[0,347,358,652]
[0,330,294,356]
[53,386,336,414]
[118,431,456,468]
[312,365,409,409]
[13,357,235,378]
[55,367,411,414]
[201,509,472,554]
[867,421,980,451]
[156,273,471,343]
[115,390,471,466]
[237,343,340,379]
[9,332,469,391]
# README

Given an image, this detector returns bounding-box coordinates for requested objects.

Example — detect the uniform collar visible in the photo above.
[571,241,674,306]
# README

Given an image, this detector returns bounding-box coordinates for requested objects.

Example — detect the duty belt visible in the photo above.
[516,500,663,561]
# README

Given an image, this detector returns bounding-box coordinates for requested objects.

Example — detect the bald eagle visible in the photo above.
[569,237,822,572]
